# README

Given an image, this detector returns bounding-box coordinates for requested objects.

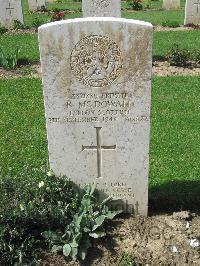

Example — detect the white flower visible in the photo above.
[19,204,24,211]
[186,222,190,229]
[47,170,53,177]
[171,246,178,253]
[39,181,45,188]
[190,239,200,248]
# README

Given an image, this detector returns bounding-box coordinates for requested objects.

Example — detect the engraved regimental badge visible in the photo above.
[70,35,123,87]
[94,0,110,8]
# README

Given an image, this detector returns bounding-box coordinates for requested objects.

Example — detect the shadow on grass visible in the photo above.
[17,57,39,66]
[153,55,166,61]
[149,179,200,214]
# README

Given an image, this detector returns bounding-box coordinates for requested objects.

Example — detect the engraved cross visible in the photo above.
[82,127,116,178]
[194,0,200,13]
[6,2,15,15]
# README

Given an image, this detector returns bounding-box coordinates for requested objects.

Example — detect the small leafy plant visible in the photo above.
[32,17,45,30]
[42,185,121,260]
[13,19,25,30]
[167,43,191,67]
[162,20,180,28]
[51,11,65,22]
[0,170,79,264]
[0,24,8,35]
[127,0,143,10]
[0,168,120,264]
[0,47,20,70]
[195,49,200,65]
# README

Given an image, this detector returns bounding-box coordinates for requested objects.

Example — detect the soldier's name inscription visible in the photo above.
[47,90,149,123]
[47,91,149,124]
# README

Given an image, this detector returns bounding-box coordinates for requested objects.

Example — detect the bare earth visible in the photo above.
[41,211,200,266]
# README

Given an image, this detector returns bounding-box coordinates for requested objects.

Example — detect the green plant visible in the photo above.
[162,20,180,28]
[0,170,80,264]
[13,20,25,30]
[195,50,200,65]
[167,43,191,67]
[42,185,121,260]
[127,0,143,10]
[0,47,20,70]
[0,25,8,35]
[143,0,151,9]
[32,17,45,30]
[117,252,134,266]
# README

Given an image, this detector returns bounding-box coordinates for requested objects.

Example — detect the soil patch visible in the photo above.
[153,61,200,76]
[0,65,41,79]
[154,25,199,32]
[2,24,199,36]
[41,211,200,266]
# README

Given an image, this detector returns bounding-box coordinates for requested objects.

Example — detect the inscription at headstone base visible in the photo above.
[82,0,121,17]
[0,0,24,28]
[28,0,46,11]
[184,0,200,25]
[162,0,180,10]
[39,18,153,216]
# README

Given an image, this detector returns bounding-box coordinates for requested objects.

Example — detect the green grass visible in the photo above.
[123,9,184,25]
[153,31,200,60]
[20,0,187,26]
[0,77,199,209]
[150,76,200,209]
[0,79,47,174]
[0,34,39,63]
[1,31,199,63]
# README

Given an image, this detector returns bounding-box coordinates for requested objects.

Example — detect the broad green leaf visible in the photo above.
[71,246,78,259]
[83,184,91,194]
[89,184,95,196]
[92,215,105,231]
[63,244,71,257]
[81,195,91,211]
[70,240,79,248]
[74,232,82,242]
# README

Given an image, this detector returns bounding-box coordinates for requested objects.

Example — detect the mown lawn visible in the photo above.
[1,30,199,63]
[150,76,200,208]
[0,77,199,208]
[20,0,187,26]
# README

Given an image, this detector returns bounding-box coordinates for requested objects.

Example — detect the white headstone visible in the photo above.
[0,0,24,28]
[162,0,180,10]
[39,17,153,216]
[28,0,46,11]
[184,0,200,25]
[82,0,121,17]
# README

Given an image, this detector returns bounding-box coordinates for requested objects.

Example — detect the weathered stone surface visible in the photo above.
[82,0,121,17]
[28,0,46,11]
[39,18,153,216]
[162,0,180,10]
[0,0,24,28]
[184,0,200,25]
